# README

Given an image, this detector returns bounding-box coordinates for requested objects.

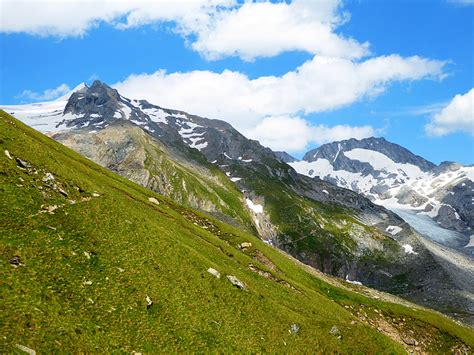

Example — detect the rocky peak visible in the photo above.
[274,151,297,163]
[304,137,435,172]
[60,81,148,129]
[64,80,120,115]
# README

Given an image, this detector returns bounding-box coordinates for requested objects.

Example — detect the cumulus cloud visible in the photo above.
[189,0,369,61]
[0,0,368,60]
[114,54,445,151]
[17,83,71,101]
[0,0,232,37]
[425,89,474,136]
[247,116,376,152]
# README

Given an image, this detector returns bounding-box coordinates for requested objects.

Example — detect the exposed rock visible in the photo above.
[402,336,416,346]
[207,267,221,278]
[239,242,252,249]
[330,325,342,339]
[15,344,36,355]
[274,151,297,163]
[16,157,31,169]
[226,275,247,290]
[58,187,68,197]
[42,172,55,182]
[148,197,160,205]
[41,205,59,214]
[289,323,300,334]
[146,295,153,309]
[9,256,21,267]
[4,149,12,160]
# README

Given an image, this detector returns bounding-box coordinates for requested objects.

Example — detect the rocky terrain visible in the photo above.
[3,109,474,352]
[290,137,474,250]
[3,81,473,324]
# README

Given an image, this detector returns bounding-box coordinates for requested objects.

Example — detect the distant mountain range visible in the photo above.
[289,137,473,250]
[3,81,473,325]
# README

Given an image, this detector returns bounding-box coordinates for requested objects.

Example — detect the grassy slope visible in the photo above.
[231,158,400,275]
[1,111,473,352]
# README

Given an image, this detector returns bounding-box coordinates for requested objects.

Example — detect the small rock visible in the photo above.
[146,295,153,309]
[402,336,416,346]
[58,188,68,197]
[15,344,36,355]
[4,150,12,160]
[42,172,55,183]
[226,275,247,290]
[350,320,357,325]
[239,242,252,249]
[16,157,31,169]
[92,192,100,197]
[330,325,341,338]
[84,251,91,259]
[83,280,93,286]
[42,205,59,214]
[148,197,159,205]
[10,256,21,267]
[207,267,221,278]
[117,267,125,273]
[289,323,300,334]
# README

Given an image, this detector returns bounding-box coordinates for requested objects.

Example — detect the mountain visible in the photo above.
[274,151,297,163]
[3,81,474,325]
[290,137,474,249]
[4,111,474,352]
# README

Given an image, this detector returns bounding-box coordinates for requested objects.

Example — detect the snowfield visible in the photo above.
[246,199,263,214]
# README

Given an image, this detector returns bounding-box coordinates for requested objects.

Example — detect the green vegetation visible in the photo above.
[230,159,399,274]
[1,111,473,352]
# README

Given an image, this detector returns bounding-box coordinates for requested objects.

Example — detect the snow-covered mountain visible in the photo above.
[3,81,474,322]
[290,137,474,249]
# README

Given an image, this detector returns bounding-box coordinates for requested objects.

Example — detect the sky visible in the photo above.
[0,0,473,164]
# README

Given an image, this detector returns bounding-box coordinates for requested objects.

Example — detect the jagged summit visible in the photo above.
[274,151,297,163]
[303,136,435,172]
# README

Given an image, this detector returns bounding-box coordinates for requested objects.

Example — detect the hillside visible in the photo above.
[1,111,473,352]
[3,81,473,324]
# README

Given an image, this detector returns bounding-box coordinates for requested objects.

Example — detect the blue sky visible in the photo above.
[0,0,472,164]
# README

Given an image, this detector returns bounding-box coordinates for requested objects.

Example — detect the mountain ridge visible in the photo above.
[3,81,473,325]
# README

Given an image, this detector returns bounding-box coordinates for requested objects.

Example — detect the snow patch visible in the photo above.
[402,244,418,255]
[345,275,362,285]
[246,199,263,214]
[385,225,402,235]
[465,235,474,248]
[143,107,169,124]
[344,148,424,179]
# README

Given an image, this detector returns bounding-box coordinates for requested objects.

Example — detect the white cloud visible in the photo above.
[425,88,474,136]
[0,0,232,37]
[189,0,369,61]
[114,55,446,129]
[114,54,445,151]
[17,83,71,101]
[247,116,376,152]
[0,0,368,60]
